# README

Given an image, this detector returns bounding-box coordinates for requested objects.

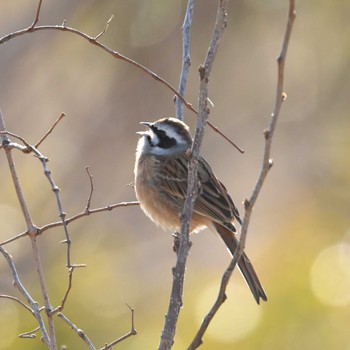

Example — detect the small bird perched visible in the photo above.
[134,117,267,304]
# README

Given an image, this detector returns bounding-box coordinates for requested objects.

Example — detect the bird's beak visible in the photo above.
[140,122,152,128]
[137,122,152,136]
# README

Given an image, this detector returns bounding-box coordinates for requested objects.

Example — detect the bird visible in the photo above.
[134,117,267,304]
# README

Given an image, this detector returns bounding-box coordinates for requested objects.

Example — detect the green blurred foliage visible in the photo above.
[0,0,350,349]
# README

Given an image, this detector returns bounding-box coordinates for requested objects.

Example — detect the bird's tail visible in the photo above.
[213,222,267,304]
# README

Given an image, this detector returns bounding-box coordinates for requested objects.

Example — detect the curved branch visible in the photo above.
[0,24,195,116]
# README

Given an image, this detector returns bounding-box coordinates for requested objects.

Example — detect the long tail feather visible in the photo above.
[213,223,267,304]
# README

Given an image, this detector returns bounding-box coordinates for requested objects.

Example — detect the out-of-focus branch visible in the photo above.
[99,304,137,350]
[29,0,42,29]
[189,1,296,348]
[85,166,94,211]
[0,24,195,116]
[0,294,35,315]
[50,266,78,315]
[158,2,229,349]
[0,245,50,347]
[0,16,242,153]
[19,326,40,339]
[58,313,97,350]
[175,0,195,120]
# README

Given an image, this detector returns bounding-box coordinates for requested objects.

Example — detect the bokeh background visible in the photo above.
[1,1,350,349]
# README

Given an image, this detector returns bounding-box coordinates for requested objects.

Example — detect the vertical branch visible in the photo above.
[158,2,229,349]
[0,110,57,350]
[30,0,43,29]
[175,0,195,120]
[0,113,34,231]
[0,245,50,347]
[189,1,296,348]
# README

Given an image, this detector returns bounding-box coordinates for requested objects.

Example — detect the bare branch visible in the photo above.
[0,130,33,153]
[29,0,43,29]
[206,121,244,153]
[189,1,296,348]
[0,294,35,315]
[0,110,57,349]
[0,115,35,231]
[0,21,241,153]
[84,167,94,211]
[99,303,137,350]
[0,201,139,247]
[39,201,140,234]
[94,15,114,41]
[0,25,195,116]
[0,246,50,346]
[19,326,40,339]
[50,266,79,315]
[175,0,195,120]
[242,0,296,253]
[35,112,66,149]
[58,313,97,350]
[158,1,229,349]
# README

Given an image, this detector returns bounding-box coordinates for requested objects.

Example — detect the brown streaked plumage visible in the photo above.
[134,117,267,304]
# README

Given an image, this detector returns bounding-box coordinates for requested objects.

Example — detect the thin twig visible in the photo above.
[0,110,57,349]
[19,326,40,339]
[58,313,97,350]
[30,142,72,268]
[0,25,194,114]
[94,15,114,41]
[39,201,139,234]
[0,246,50,347]
[158,2,229,349]
[29,0,43,29]
[85,166,94,211]
[99,304,137,350]
[1,122,74,268]
[0,201,140,247]
[35,112,66,149]
[207,121,244,153]
[0,130,33,152]
[0,22,242,153]
[175,0,195,121]
[188,1,296,348]
[0,294,35,315]
[50,266,77,315]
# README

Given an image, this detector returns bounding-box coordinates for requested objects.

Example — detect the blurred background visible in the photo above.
[0,0,349,349]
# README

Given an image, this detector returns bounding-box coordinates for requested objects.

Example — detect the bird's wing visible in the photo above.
[156,154,241,226]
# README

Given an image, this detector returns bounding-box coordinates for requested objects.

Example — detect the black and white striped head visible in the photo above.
[136,117,192,156]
